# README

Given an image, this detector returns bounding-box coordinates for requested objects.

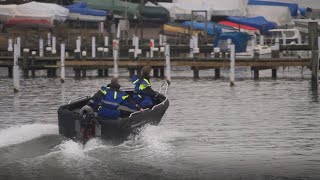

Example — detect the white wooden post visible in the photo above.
[283,33,287,45]
[163,35,167,45]
[52,36,56,54]
[13,44,19,92]
[134,36,139,58]
[165,44,171,81]
[259,35,264,46]
[275,37,280,50]
[16,37,21,58]
[193,34,199,54]
[92,36,96,58]
[60,43,65,83]
[76,36,81,52]
[113,39,119,77]
[47,33,51,46]
[39,38,44,57]
[230,44,235,86]
[8,38,13,52]
[99,22,104,34]
[189,37,194,58]
[104,36,109,46]
[159,34,163,46]
[150,39,154,58]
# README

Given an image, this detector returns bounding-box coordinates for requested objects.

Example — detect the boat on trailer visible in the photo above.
[58,82,170,144]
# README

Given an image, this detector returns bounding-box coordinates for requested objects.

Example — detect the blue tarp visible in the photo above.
[298,7,311,16]
[182,21,236,36]
[226,16,277,34]
[248,0,298,16]
[214,32,251,53]
[66,2,107,16]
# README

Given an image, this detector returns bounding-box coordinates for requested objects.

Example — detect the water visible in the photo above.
[0,67,319,180]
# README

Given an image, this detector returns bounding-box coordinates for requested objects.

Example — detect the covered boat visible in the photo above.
[58,82,170,144]
[164,23,204,36]
[226,16,277,34]
[246,5,294,27]
[159,0,247,21]
[75,0,169,22]
[218,21,260,35]
[182,21,236,36]
[65,2,109,22]
[248,0,298,16]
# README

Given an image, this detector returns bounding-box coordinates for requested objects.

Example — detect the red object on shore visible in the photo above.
[5,18,53,28]
[219,21,260,34]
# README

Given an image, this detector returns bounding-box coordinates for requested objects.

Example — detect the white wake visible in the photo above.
[0,123,58,148]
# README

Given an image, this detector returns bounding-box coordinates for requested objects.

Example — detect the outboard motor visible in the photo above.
[79,105,95,144]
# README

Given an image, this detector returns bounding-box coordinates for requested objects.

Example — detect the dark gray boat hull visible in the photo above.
[58,95,169,143]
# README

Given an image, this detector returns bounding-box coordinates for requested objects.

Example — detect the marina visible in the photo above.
[0,0,320,180]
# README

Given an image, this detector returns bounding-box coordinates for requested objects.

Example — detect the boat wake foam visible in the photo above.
[0,123,58,148]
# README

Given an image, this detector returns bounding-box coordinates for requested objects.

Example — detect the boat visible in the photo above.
[58,82,170,144]
[75,0,170,22]
[163,23,204,36]
[65,2,110,22]
[218,21,260,35]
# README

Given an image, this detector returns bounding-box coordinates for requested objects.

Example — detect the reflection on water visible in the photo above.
[0,67,319,179]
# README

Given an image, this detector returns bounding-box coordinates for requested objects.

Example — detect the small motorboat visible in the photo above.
[58,82,170,144]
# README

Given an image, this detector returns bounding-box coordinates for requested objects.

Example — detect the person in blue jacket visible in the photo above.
[131,66,165,109]
[87,78,141,119]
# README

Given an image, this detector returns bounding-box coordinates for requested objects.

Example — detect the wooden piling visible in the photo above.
[104,69,109,77]
[22,48,29,78]
[13,44,19,92]
[160,68,165,78]
[153,68,159,77]
[61,43,65,83]
[254,69,259,80]
[215,68,220,79]
[193,69,199,78]
[8,67,13,78]
[113,39,119,78]
[98,69,103,77]
[16,37,21,58]
[74,69,81,78]
[92,36,96,58]
[165,44,171,81]
[271,45,280,79]
[31,51,36,78]
[230,44,235,86]
[309,22,319,89]
[39,38,44,57]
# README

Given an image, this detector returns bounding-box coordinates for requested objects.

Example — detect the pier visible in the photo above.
[0,22,319,92]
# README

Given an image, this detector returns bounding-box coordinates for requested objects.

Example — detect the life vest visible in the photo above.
[99,86,128,110]
[138,78,151,95]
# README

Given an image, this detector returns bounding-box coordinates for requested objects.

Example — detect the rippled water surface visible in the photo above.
[0,67,319,180]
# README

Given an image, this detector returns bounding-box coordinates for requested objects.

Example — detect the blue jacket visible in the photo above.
[131,75,158,108]
[87,85,138,118]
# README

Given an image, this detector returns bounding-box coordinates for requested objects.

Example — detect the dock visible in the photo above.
[1,22,319,92]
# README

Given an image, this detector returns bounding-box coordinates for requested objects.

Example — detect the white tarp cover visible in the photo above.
[0,4,54,23]
[19,1,69,22]
[0,1,69,23]
[159,0,248,20]
[247,5,294,27]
